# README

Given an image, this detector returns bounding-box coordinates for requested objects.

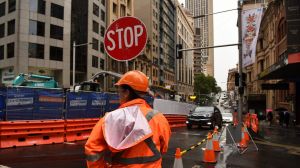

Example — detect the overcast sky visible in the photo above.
[178,0,239,90]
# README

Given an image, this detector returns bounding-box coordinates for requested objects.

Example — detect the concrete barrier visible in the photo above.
[153,99,196,115]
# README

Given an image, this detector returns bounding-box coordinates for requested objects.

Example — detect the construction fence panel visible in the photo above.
[87,92,107,118]
[5,87,35,120]
[65,92,90,119]
[34,89,65,120]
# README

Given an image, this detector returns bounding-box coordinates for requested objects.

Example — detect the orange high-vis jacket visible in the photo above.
[85,98,171,168]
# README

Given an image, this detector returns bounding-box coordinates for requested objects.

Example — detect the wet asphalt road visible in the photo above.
[0,127,211,168]
[1,126,300,168]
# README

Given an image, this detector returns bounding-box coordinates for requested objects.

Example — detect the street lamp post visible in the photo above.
[72,41,94,87]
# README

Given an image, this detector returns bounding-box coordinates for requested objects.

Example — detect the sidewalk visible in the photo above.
[255,121,300,147]
[215,122,300,168]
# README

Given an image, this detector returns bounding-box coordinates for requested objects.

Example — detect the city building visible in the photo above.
[176,3,194,101]
[0,0,71,87]
[185,0,214,76]
[243,0,300,123]
[135,0,176,99]
[71,0,106,86]
[227,67,238,105]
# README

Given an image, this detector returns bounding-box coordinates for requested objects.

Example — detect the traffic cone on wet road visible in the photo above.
[173,148,183,168]
[233,111,238,126]
[238,126,248,148]
[212,127,221,152]
[203,132,217,163]
[243,124,250,143]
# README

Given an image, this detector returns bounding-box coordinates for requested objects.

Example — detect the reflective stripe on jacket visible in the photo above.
[85,98,171,168]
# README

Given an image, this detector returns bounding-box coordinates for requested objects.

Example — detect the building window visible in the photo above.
[100,26,105,37]
[93,3,99,17]
[260,60,264,72]
[0,2,5,17]
[92,38,99,51]
[28,43,44,59]
[127,0,132,7]
[0,23,4,38]
[8,0,16,13]
[0,45,4,60]
[7,42,14,58]
[93,21,99,33]
[101,0,105,6]
[29,20,45,36]
[100,58,104,69]
[113,3,117,14]
[100,42,104,53]
[50,46,63,61]
[50,24,63,40]
[7,19,15,35]
[92,56,98,68]
[120,4,126,17]
[30,0,46,14]
[101,10,105,21]
[51,3,64,20]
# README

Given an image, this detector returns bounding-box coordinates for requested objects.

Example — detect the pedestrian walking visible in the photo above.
[284,111,290,128]
[85,70,171,168]
[267,110,273,126]
[279,111,284,127]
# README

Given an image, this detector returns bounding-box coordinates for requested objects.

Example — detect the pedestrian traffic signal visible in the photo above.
[176,44,183,59]
[235,73,239,86]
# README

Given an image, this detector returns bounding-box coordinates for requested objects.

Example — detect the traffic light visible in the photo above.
[235,72,246,87]
[235,73,239,86]
[176,44,183,59]
[242,73,246,87]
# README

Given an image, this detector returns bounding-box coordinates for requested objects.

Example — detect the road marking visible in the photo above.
[0,165,12,168]
[178,132,204,136]
[64,142,76,145]
[192,165,202,168]
[255,139,300,156]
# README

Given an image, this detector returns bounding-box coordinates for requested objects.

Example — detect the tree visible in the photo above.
[194,73,220,105]
[194,73,219,94]
[216,86,222,93]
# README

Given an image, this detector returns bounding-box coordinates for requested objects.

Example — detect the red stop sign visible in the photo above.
[104,17,147,61]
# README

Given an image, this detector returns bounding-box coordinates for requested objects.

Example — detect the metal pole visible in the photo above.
[238,2,243,123]
[126,61,129,72]
[72,41,76,87]
[178,43,241,52]
[193,8,239,19]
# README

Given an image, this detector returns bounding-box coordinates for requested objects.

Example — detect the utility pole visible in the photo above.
[72,41,76,87]
[238,1,243,123]
[72,41,94,88]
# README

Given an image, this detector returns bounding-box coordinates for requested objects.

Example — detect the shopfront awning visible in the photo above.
[258,52,300,80]
[261,83,289,90]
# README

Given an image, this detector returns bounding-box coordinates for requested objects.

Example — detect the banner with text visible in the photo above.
[242,8,263,67]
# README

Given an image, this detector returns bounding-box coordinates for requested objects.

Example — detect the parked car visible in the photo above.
[223,102,230,109]
[222,113,233,123]
[186,106,223,129]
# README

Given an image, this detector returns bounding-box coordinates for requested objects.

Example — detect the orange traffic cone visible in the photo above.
[212,127,221,152]
[243,125,250,142]
[203,132,217,163]
[233,111,238,126]
[173,148,183,168]
[238,127,248,148]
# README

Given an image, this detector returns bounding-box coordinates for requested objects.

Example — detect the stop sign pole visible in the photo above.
[104,17,147,71]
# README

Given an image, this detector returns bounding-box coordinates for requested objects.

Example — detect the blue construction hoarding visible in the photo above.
[0,87,154,121]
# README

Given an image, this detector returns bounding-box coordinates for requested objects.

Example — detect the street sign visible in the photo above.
[104,16,147,61]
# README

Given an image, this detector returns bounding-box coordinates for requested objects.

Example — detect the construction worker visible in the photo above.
[85,70,171,168]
